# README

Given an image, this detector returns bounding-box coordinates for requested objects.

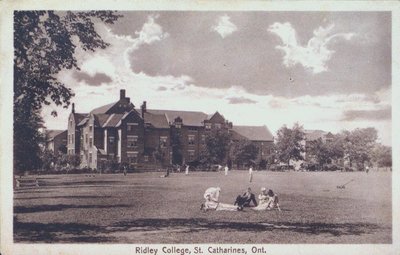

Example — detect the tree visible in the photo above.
[14,11,122,174]
[201,129,232,164]
[341,128,378,170]
[371,144,392,168]
[231,140,259,168]
[171,129,183,165]
[275,123,305,166]
[153,145,167,168]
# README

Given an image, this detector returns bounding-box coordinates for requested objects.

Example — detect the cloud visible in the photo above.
[226,96,257,104]
[212,15,238,38]
[342,107,391,121]
[73,71,112,86]
[116,15,168,71]
[157,86,168,91]
[268,22,354,73]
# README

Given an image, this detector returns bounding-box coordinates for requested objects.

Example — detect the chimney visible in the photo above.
[120,89,126,100]
[72,103,75,113]
[141,101,147,118]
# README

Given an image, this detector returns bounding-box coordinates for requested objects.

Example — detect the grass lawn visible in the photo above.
[13,170,392,243]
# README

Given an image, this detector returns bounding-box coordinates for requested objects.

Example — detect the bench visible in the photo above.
[15,177,39,188]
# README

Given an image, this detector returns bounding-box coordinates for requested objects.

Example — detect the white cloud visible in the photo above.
[212,15,238,38]
[46,18,390,146]
[268,22,354,74]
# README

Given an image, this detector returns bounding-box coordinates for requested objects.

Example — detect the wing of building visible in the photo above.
[67,89,274,170]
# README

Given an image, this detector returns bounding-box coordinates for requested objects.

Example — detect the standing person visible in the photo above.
[365,165,370,174]
[224,165,229,176]
[185,164,189,175]
[123,165,127,176]
[249,166,253,183]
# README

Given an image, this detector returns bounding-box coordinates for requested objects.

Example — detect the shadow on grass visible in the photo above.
[14,217,388,243]
[14,220,115,243]
[15,195,112,200]
[14,204,130,213]
[111,218,386,237]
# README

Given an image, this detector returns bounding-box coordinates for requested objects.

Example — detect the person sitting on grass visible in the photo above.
[252,188,281,211]
[201,187,241,212]
[234,187,258,210]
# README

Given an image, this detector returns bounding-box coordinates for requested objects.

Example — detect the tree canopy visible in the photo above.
[275,123,305,166]
[14,11,122,173]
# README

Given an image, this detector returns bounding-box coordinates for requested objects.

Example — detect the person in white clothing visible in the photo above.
[252,188,281,211]
[185,164,189,175]
[248,166,253,183]
[224,165,229,176]
[201,187,239,212]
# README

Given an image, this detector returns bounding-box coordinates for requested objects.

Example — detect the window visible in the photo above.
[188,150,195,161]
[127,135,138,148]
[89,152,92,163]
[127,152,138,163]
[69,120,72,127]
[159,136,168,148]
[175,123,182,129]
[85,134,88,144]
[109,136,115,144]
[89,125,93,132]
[127,123,138,131]
[188,135,195,145]
[72,134,74,143]
[89,137,93,147]
[215,123,222,129]
[144,155,149,162]
[205,123,211,130]
[201,135,206,144]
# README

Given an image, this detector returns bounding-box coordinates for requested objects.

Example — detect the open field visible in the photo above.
[14,170,391,243]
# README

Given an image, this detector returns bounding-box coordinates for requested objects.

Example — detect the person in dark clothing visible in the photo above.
[234,187,258,210]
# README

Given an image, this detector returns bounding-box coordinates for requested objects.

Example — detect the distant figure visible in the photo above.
[365,166,370,174]
[224,165,229,176]
[201,187,240,212]
[123,165,127,176]
[177,165,181,172]
[253,188,281,211]
[234,187,258,210]
[217,164,223,172]
[185,164,189,175]
[161,167,170,178]
[249,166,253,183]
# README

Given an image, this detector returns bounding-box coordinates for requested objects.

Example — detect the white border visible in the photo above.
[1,1,399,255]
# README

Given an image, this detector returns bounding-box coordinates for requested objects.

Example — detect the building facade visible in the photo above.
[46,130,68,156]
[68,89,274,170]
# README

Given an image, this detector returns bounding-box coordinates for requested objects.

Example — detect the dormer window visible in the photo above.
[205,123,211,130]
[175,123,182,129]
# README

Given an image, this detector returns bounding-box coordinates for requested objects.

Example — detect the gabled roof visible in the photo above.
[232,125,274,141]
[72,113,87,124]
[103,114,124,128]
[143,109,209,127]
[208,111,226,123]
[144,112,170,129]
[90,102,117,114]
[46,130,67,141]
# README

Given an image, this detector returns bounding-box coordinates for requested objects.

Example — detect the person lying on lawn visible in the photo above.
[252,188,281,211]
[201,187,241,212]
[234,187,258,210]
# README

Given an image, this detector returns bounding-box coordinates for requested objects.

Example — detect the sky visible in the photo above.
[42,11,392,145]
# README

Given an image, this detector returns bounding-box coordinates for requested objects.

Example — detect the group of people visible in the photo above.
[200,186,281,212]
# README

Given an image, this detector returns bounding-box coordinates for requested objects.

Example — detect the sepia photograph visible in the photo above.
[1,1,399,255]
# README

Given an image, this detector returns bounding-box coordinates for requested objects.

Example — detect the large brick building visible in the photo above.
[68,89,274,170]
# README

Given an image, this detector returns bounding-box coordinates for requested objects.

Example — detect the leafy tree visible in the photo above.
[201,129,232,164]
[275,123,305,166]
[171,129,183,165]
[153,145,167,168]
[231,140,259,168]
[67,154,81,168]
[371,144,392,168]
[341,128,378,170]
[14,11,122,174]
